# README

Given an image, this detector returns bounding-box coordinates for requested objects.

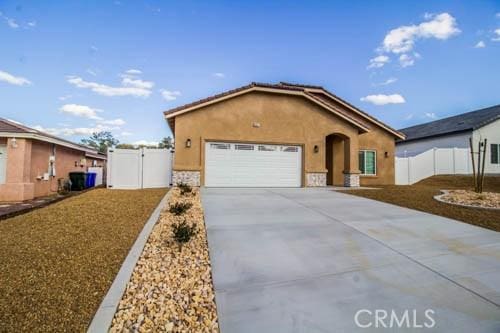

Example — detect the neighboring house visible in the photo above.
[163,82,405,188]
[396,105,500,174]
[0,118,106,202]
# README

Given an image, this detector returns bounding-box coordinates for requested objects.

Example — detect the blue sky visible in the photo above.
[1,1,499,145]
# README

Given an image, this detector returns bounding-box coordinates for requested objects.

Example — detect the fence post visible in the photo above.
[433,148,437,176]
[452,148,456,174]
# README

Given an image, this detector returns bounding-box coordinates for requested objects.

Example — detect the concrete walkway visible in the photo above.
[202,188,500,333]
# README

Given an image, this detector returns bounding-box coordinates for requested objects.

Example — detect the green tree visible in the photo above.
[158,136,173,149]
[81,131,119,153]
[115,143,137,149]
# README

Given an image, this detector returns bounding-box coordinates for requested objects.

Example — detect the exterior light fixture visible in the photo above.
[185,138,192,148]
[314,145,319,153]
[10,138,18,148]
[384,151,389,158]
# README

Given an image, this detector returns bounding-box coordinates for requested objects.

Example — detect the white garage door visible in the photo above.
[205,142,302,187]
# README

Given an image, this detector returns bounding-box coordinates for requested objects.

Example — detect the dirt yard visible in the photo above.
[0,188,167,333]
[340,175,500,232]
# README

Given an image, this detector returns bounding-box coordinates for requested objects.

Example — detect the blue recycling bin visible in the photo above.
[85,172,97,188]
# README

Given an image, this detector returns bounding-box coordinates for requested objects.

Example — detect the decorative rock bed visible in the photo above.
[434,190,500,210]
[109,188,219,332]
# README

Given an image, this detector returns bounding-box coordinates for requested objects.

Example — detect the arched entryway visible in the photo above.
[325,133,357,186]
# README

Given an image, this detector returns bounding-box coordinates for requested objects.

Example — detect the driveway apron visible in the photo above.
[202,188,500,333]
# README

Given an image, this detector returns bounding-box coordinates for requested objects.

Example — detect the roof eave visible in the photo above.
[163,85,371,133]
[0,131,100,155]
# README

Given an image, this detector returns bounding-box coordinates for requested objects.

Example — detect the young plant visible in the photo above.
[169,202,193,216]
[177,182,193,196]
[172,220,197,251]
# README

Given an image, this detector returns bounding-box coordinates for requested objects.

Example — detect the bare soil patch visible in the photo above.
[339,175,500,232]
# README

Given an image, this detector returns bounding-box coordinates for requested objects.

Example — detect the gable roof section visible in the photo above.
[163,82,405,139]
[399,104,500,142]
[0,117,105,158]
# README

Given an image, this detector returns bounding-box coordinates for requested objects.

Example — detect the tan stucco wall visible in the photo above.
[358,127,396,186]
[172,91,396,186]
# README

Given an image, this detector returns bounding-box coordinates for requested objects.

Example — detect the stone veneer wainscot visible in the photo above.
[306,172,327,187]
[172,170,200,187]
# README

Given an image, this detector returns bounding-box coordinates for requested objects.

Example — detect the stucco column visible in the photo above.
[343,135,360,187]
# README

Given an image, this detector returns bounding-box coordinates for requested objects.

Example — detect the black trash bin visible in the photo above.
[69,172,86,191]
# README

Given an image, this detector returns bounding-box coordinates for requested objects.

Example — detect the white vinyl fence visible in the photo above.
[395,148,472,185]
[106,148,173,189]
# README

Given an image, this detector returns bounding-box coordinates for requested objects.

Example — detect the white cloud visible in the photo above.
[67,76,152,97]
[425,112,437,119]
[404,113,414,120]
[27,21,36,27]
[399,53,419,67]
[373,77,398,86]
[86,68,99,76]
[0,12,19,28]
[367,55,390,69]
[496,13,500,18]
[125,69,142,75]
[58,94,72,101]
[120,131,133,136]
[132,140,159,146]
[32,124,119,137]
[474,40,486,48]
[0,70,32,86]
[99,118,126,126]
[381,13,460,54]
[59,104,103,120]
[360,94,406,105]
[121,77,154,89]
[492,28,500,41]
[160,89,181,101]
[212,72,225,78]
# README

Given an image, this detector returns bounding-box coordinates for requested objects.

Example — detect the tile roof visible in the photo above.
[163,82,404,138]
[399,104,500,142]
[0,117,102,155]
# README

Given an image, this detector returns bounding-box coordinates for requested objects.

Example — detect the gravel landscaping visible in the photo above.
[340,175,500,232]
[0,188,167,333]
[437,189,500,209]
[110,187,219,332]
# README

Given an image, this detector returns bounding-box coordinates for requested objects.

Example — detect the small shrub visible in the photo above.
[172,220,197,250]
[169,202,193,216]
[177,182,193,196]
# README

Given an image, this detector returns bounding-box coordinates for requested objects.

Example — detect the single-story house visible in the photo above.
[0,118,106,202]
[163,82,405,187]
[396,105,500,174]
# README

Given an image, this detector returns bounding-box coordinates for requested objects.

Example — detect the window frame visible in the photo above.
[359,149,377,176]
[491,143,500,165]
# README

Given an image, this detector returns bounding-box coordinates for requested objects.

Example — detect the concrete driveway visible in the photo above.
[202,188,500,333]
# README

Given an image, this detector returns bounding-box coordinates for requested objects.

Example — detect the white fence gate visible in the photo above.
[106,148,173,189]
[395,148,472,185]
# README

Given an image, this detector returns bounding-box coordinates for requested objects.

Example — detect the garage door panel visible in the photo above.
[205,142,301,187]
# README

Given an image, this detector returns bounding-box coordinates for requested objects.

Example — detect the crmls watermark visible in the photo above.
[354,309,436,329]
